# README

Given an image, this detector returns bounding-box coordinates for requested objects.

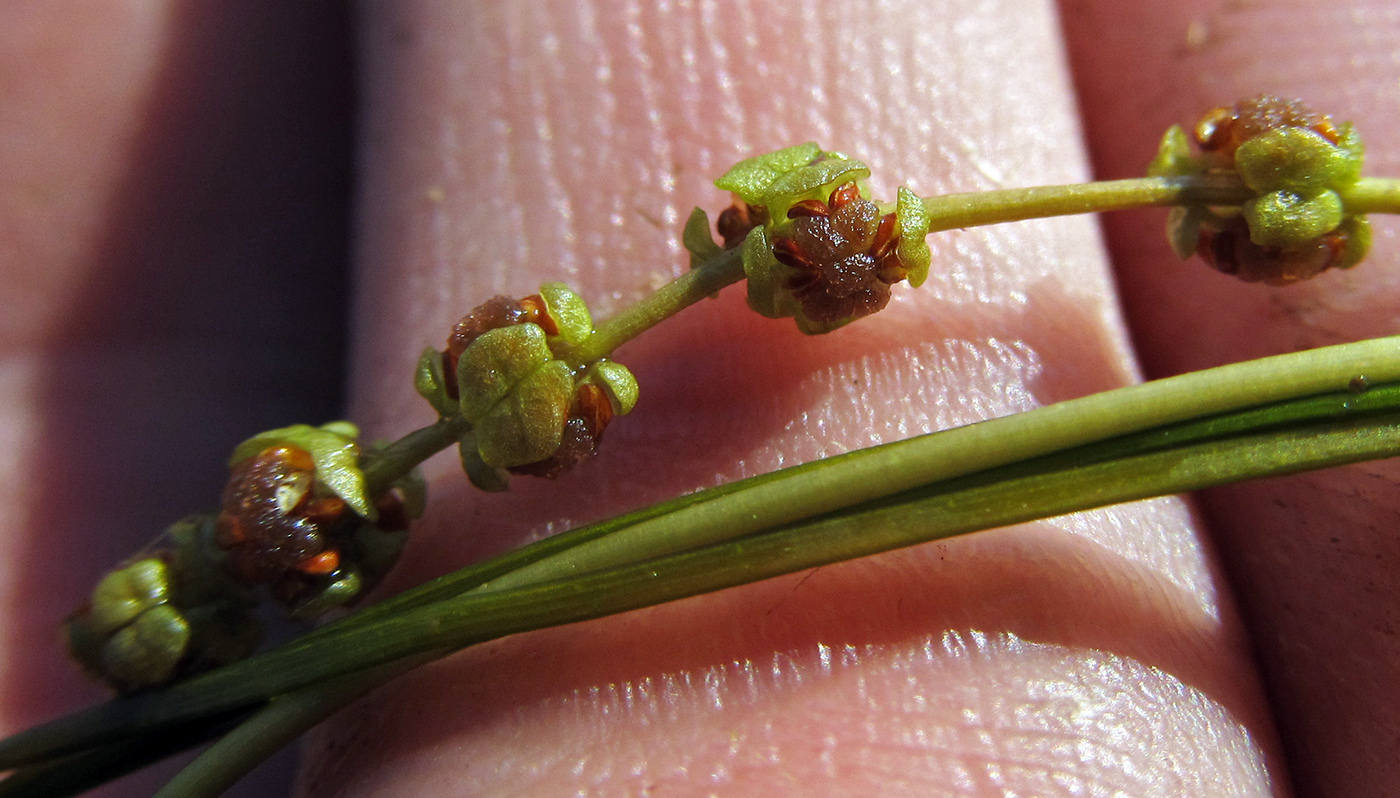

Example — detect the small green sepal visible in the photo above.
[588,360,640,415]
[539,282,594,347]
[475,359,574,468]
[414,348,457,418]
[1235,127,1363,194]
[1166,205,1208,260]
[715,143,869,219]
[459,431,511,492]
[1147,124,1202,178]
[683,207,723,270]
[895,187,933,287]
[1243,189,1344,249]
[715,143,822,203]
[100,604,190,690]
[88,559,172,637]
[739,225,788,320]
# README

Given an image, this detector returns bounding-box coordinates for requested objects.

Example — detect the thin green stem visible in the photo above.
[362,414,470,496]
[151,660,422,798]
[919,175,1253,233]
[1341,177,1400,215]
[566,246,745,364]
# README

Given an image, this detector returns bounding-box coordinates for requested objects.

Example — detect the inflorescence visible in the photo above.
[64,96,1384,692]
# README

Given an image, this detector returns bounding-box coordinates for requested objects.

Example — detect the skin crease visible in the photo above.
[0,3,1395,798]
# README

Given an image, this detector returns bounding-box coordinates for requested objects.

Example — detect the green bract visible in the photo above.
[682,206,722,270]
[588,360,639,415]
[475,359,574,468]
[229,422,375,520]
[539,282,594,346]
[1235,125,1363,194]
[895,187,933,288]
[716,143,869,219]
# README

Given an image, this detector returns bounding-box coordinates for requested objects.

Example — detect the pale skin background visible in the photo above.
[1,1,1398,796]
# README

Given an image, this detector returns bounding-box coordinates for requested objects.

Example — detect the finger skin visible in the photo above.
[1061,1,1400,795]
[301,2,1285,796]
[0,1,352,794]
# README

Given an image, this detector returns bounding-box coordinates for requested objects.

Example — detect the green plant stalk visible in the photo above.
[231,411,1400,676]
[566,175,1400,366]
[1340,177,1400,215]
[232,334,1400,649]
[918,175,1400,233]
[564,247,744,366]
[472,335,1400,592]
[7,172,1400,791]
[149,662,415,798]
[7,360,1400,775]
[155,382,1400,798]
[138,407,1400,776]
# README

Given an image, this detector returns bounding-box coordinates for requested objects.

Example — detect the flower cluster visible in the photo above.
[66,423,422,692]
[415,283,639,491]
[215,423,422,617]
[65,518,260,693]
[1150,96,1370,284]
[686,143,932,334]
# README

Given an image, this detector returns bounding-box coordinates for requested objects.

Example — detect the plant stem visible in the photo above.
[565,246,744,364]
[7,338,1400,774]
[361,414,469,496]
[1341,177,1400,215]
[364,173,1400,495]
[919,175,1253,232]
